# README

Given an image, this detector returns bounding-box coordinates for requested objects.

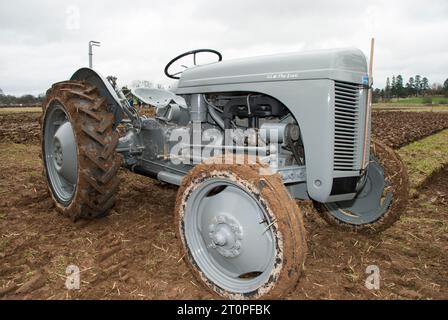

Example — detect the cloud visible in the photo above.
[0,0,447,95]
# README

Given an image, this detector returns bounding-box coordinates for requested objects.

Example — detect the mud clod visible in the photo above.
[15,273,46,295]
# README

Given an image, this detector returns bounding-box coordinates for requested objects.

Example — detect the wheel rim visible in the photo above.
[325,158,392,225]
[184,178,277,294]
[43,102,78,204]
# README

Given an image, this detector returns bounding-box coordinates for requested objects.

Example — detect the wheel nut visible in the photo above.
[213,232,227,246]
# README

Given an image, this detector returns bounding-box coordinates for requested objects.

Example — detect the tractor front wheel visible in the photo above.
[174,157,307,299]
[314,139,409,234]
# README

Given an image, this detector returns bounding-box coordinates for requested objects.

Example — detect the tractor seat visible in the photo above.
[131,87,187,109]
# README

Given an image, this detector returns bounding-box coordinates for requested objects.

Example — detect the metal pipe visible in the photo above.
[179,144,269,153]
[361,37,375,169]
[88,40,101,68]
[140,158,189,174]
[130,165,158,180]
[206,104,225,130]
[157,171,184,186]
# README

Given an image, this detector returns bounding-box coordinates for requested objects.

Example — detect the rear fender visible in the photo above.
[70,68,123,128]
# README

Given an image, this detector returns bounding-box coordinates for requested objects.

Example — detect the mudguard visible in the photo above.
[70,68,123,128]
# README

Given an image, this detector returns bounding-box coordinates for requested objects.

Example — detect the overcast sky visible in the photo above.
[1,0,447,96]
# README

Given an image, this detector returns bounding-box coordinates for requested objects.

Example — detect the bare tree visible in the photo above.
[106,76,118,89]
[131,80,153,88]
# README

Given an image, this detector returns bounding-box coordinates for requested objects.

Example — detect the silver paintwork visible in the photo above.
[174,48,369,203]
[157,170,183,185]
[53,122,77,184]
[71,67,123,120]
[70,47,370,203]
[259,122,290,144]
[189,94,208,123]
[176,47,367,88]
[60,47,384,295]
[71,68,142,130]
[43,103,78,204]
[88,41,100,69]
[183,178,276,293]
[131,87,187,108]
[324,157,391,225]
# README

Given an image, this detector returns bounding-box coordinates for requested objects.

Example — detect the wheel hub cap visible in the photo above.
[208,215,243,258]
[52,121,77,185]
[43,103,78,204]
[53,138,63,168]
[184,178,276,294]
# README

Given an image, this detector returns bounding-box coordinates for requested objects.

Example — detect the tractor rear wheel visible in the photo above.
[314,139,409,234]
[41,81,122,220]
[174,156,307,299]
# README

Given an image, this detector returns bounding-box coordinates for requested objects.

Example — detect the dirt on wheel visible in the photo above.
[174,157,307,299]
[314,139,409,234]
[0,110,447,300]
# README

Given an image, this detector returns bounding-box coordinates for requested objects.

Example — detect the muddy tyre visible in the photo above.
[175,157,307,299]
[41,81,122,220]
[314,139,409,234]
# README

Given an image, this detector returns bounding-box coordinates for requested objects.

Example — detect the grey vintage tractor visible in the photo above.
[41,48,409,299]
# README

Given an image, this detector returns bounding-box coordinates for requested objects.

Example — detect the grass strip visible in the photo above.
[398,129,448,193]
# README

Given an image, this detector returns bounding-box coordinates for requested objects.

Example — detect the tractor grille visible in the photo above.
[333,81,361,171]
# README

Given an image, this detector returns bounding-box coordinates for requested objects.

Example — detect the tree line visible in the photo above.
[0,89,45,106]
[2,75,448,106]
[373,75,448,102]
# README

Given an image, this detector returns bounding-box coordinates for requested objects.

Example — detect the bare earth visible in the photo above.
[0,111,447,300]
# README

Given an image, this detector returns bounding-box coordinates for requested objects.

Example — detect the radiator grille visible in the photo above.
[334,81,361,171]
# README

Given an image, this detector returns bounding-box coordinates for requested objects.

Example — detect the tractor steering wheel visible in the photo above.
[164,49,222,79]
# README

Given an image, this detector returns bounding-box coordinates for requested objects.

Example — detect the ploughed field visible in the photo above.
[371,111,448,149]
[3,111,448,149]
[0,113,40,145]
[0,110,447,300]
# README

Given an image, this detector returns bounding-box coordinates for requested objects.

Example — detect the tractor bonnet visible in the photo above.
[177,47,368,89]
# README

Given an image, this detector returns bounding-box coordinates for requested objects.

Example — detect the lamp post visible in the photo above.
[88,40,101,68]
